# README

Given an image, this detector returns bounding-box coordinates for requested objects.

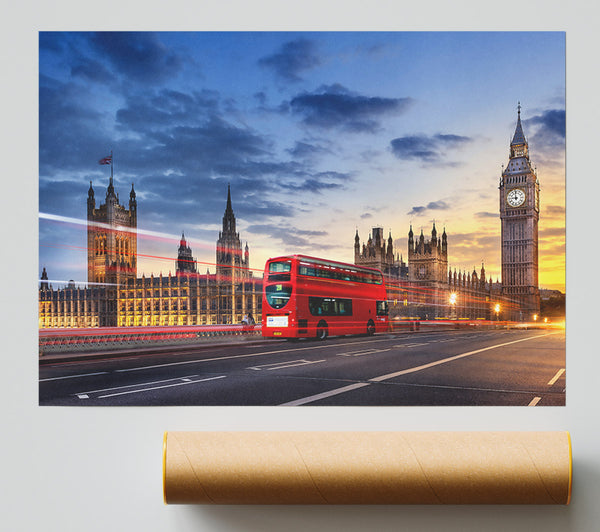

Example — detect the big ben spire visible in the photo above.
[509,102,529,159]
[499,104,540,321]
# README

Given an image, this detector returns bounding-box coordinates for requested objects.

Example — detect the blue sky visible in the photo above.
[39,32,566,290]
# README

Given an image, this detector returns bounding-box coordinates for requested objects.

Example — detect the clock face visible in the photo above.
[507,188,526,208]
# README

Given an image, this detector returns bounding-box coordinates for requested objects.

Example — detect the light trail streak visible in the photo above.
[39,211,265,276]
[40,212,181,241]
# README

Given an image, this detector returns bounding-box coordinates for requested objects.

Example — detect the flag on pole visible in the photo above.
[99,155,112,165]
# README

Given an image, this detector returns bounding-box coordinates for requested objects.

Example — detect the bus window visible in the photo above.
[298,264,317,277]
[376,300,389,316]
[269,261,291,273]
[265,284,292,309]
[309,297,353,316]
[268,261,292,281]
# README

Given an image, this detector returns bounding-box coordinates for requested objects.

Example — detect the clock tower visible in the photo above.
[499,104,540,321]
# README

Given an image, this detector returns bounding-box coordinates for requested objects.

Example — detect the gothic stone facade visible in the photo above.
[354,224,504,320]
[39,181,261,328]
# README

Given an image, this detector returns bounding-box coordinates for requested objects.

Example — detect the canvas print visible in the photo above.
[38,32,566,406]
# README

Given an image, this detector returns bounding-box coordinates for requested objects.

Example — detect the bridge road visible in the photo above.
[39,329,566,406]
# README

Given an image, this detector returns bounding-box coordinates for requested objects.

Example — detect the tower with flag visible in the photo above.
[87,152,137,325]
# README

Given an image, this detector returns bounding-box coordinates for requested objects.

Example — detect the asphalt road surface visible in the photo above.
[39,329,566,406]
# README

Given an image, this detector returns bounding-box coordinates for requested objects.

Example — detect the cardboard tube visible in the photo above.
[163,431,572,505]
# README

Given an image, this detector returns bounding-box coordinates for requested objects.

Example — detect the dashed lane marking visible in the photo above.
[97,375,226,399]
[548,368,565,386]
[393,344,427,349]
[40,371,109,382]
[74,374,200,397]
[281,382,370,406]
[528,396,542,406]
[248,359,326,371]
[337,348,391,357]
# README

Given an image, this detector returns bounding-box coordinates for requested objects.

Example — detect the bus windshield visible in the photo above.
[265,283,292,309]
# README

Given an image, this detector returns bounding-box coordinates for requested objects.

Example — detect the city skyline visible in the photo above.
[39,32,566,291]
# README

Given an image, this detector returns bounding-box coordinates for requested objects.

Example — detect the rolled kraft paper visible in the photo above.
[163,431,572,505]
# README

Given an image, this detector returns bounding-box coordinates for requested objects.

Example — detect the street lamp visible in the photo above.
[494,303,500,322]
[449,292,457,320]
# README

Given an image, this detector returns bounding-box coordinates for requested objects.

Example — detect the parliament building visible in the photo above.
[39,183,262,328]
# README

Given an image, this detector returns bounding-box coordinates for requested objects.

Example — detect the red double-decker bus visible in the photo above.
[262,255,388,340]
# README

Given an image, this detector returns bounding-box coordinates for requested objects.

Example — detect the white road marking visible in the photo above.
[528,396,542,406]
[281,382,370,406]
[74,375,200,396]
[76,394,89,399]
[337,348,391,357]
[248,359,325,371]
[405,343,430,348]
[39,371,109,382]
[281,332,559,405]
[97,375,226,399]
[547,368,565,386]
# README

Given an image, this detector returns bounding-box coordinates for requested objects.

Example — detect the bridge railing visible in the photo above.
[39,324,262,355]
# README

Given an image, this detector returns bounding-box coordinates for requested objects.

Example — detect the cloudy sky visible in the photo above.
[39,32,565,291]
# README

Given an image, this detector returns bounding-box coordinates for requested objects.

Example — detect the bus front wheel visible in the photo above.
[367,319,376,336]
[316,321,328,340]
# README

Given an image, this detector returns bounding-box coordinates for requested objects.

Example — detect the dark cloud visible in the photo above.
[39,76,114,176]
[71,58,115,83]
[39,32,67,53]
[285,179,343,193]
[390,133,472,164]
[407,206,426,216]
[407,200,450,216]
[426,200,450,210]
[254,91,267,106]
[361,213,373,219]
[523,109,565,163]
[287,141,331,160]
[290,84,413,133]
[258,38,321,82]
[116,89,220,132]
[39,179,92,218]
[475,211,498,218]
[88,32,183,83]
[247,223,332,250]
